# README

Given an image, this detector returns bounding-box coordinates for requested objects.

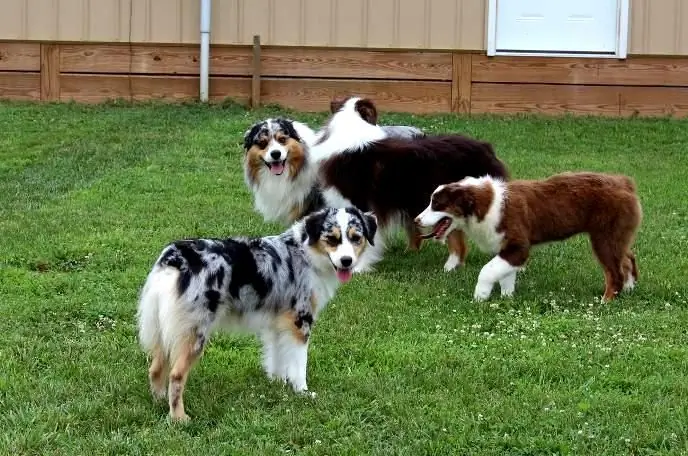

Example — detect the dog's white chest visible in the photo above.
[310,272,339,318]
[466,221,504,254]
[253,172,312,224]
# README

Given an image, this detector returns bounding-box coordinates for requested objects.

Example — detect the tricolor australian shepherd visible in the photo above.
[137,207,377,422]
[242,105,424,227]
[312,97,510,272]
[415,172,642,302]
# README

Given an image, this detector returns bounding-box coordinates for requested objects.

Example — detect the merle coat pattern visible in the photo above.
[137,207,377,422]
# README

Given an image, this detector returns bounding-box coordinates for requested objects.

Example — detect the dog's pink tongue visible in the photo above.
[336,268,353,283]
[269,163,285,175]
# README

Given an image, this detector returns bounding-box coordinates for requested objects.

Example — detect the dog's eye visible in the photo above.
[349,233,362,243]
[277,136,287,145]
[257,139,268,149]
[324,235,340,246]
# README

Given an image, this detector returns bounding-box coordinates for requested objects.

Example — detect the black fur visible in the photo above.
[319,135,509,226]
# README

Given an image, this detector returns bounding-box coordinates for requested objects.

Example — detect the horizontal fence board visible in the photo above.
[60,44,253,76]
[0,72,40,100]
[260,78,452,113]
[260,48,453,80]
[471,83,621,116]
[472,55,688,87]
[0,42,41,71]
[620,86,688,117]
[59,74,251,103]
[59,44,452,80]
[597,58,688,87]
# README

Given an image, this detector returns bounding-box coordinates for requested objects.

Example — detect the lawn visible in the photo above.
[1,100,687,456]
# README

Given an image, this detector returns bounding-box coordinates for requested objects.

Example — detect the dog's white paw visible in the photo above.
[299,390,317,399]
[168,412,191,424]
[151,386,167,401]
[443,254,461,272]
[473,284,492,302]
[623,275,636,291]
[500,288,514,298]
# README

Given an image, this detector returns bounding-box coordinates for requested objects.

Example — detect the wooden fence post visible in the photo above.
[451,53,472,114]
[40,43,60,101]
[251,35,261,108]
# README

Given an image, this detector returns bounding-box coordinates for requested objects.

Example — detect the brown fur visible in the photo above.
[166,334,203,422]
[446,229,468,264]
[245,145,265,184]
[284,137,306,181]
[440,172,642,301]
[277,311,310,344]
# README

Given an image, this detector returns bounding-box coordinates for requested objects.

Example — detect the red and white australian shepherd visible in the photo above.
[415,172,642,302]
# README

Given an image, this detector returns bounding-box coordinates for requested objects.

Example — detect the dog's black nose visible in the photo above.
[339,256,352,268]
[270,150,281,160]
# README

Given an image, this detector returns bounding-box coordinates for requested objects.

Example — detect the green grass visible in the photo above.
[1,100,687,455]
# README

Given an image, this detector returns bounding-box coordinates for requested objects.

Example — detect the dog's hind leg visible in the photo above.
[591,235,625,302]
[167,330,206,423]
[622,250,638,291]
[444,229,468,272]
[148,345,168,400]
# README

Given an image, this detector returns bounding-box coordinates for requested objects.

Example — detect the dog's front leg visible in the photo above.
[474,255,519,301]
[277,332,316,398]
[260,330,284,382]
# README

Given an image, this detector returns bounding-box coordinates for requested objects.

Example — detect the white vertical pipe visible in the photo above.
[200,0,211,102]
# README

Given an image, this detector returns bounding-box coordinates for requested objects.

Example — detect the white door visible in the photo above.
[488,0,629,58]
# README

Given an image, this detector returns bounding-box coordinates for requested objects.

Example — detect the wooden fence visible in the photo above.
[2,41,688,116]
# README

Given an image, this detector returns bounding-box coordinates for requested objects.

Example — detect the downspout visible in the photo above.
[200,0,211,102]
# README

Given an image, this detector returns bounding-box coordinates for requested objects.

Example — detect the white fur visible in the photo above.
[443,254,461,272]
[276,333,309,392]
[309,97,387,164]
[291,120,319,147]
[623,274,636,291]
[474,255,520,301]
[251,166,317,224]
[456,177,507,254]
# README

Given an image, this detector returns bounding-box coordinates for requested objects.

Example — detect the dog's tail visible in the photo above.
[137,260,188,359]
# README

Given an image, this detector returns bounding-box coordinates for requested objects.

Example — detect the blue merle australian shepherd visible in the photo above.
[137,207,377,422]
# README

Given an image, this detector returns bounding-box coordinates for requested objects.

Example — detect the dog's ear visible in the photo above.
[303,209,328,245]
[330,97,347,114]
[445,185,475,217]
[361,211,378,246]
[344,207,377,246]
[277,118,301,143]
[243,128,252,150]
[243,123,263,151]
[354,98,378,125]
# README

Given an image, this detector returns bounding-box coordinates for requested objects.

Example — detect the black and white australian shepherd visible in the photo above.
[137,206,377,422]
[415,173,642,302]
[311,97,510,272]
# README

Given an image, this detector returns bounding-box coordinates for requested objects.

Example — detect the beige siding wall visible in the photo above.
[0,0,485,49]
[1,0,688,54]
[630,0,688,55]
